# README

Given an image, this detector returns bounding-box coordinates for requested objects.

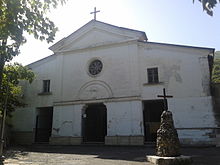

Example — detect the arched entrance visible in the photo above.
[82,103,107,143]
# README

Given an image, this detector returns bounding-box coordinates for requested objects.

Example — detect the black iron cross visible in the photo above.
[157,88,173,111]
[90,7,100,20]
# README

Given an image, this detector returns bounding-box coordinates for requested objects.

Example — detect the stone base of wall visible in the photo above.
[179,138,216,146]
[50,137,82,145]
[11,133,219,146]
[11,131,34,145]
[177,128,219,146]
[105,136,144,145]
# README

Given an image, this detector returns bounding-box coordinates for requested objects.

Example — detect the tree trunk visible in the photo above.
[0,40,6,160]
[0,40,7,89]
[0,54,5,88]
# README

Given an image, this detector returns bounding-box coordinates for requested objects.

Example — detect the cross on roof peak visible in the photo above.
[90,7,100,20]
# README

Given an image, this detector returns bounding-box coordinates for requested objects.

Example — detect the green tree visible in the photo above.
[212,58,220,83]
[0,0,66,88]
[194,0,220,16]
[0,63,35,116]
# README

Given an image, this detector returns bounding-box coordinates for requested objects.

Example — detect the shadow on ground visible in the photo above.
[5,145,154,162]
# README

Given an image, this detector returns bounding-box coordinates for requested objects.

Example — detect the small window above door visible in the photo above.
[38,80,52,95]
[43,80,50,93]
[147,68,159,84]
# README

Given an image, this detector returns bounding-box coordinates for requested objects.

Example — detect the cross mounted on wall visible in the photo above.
[90,7,100,20]
[157,88,173,111]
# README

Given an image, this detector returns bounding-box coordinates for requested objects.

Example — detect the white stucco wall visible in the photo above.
[139,43,212,99]
[169,96,216,142]
[23,55,58,108]
[169,97,214,128]
[22,32,213,107]
[137,43,216,143]
[52,105,82,137]
[60,43,140,102]
[106,101,144,136]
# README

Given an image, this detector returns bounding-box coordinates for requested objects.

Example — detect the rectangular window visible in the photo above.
[147,68,159,83]
[43,80,50,93]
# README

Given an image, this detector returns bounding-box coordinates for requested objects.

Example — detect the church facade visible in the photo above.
[11,20,218,145]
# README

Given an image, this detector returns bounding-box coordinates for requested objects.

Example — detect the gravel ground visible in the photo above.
[2,145,220,165]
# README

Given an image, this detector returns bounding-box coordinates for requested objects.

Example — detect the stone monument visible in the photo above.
[146,88,192,165]
[156,110,180,157]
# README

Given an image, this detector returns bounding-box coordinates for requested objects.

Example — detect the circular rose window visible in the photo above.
[88,59,103,76]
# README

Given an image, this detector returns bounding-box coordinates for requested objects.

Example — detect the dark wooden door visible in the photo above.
[35,108,53,143]
[83,104,107,142]
[143,100,164,142]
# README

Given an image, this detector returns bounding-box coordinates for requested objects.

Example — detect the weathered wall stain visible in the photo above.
[53,121,73,135]
[53,128,60,133]
[199,56,211,96]
[163,64,182,85]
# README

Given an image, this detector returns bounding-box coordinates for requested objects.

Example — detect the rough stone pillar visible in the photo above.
[156,111,180,157]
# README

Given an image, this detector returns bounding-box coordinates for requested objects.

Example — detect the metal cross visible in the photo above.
[157,88,173,111]
[90,7,100,20]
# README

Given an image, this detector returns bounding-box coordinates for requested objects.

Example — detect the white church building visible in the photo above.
[11,20,218,146]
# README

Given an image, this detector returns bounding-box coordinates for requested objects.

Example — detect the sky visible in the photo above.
[12,0,220,65]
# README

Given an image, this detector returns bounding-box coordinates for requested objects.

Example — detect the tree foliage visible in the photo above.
[194,0,220,16]
[212,58,220,83]
[0,0,66,88]
[0,63,35,117]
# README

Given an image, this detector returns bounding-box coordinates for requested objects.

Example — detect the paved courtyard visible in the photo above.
[3,145,220,165]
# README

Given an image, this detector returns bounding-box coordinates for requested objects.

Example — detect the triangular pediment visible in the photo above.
[49,20,147,52]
